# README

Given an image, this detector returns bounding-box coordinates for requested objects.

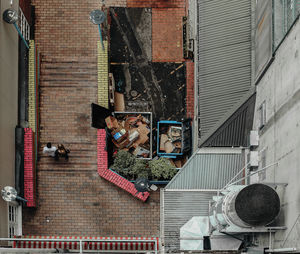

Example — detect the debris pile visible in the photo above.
[159,125,182,154]
[168,156,187,168]
[105,113,151,158]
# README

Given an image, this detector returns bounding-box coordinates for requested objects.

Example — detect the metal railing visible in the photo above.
[0,237,158,254]
[19,7,30,41]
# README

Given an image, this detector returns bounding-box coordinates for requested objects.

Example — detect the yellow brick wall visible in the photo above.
[97,40,109,109]
[28,40,36,132]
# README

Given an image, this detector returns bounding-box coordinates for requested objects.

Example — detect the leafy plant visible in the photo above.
[112,151,177,180]
[111,150,136,176]
[130,159,150,179]
[149,157,177,180]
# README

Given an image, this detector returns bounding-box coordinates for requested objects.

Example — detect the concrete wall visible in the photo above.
[0,0,19,238]
[252,17,300,249]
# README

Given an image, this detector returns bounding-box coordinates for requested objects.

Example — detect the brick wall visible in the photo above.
[28,41,36,133]
[97,130,149,201]
[186,61,194,118]
[32,0,101,57]
[104,0,127,7]
[98,41,109,108]
[127,0,185,8]
[24,128,36,207]
[152,8,185,62]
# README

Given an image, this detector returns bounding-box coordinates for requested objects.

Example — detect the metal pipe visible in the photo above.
[265,248,297,253]
[98,24,104,50]
[225,162,278,188]
[79,240,82,254]
[269,230,272,250]
[13,23,29,49]
[221,163,249,192]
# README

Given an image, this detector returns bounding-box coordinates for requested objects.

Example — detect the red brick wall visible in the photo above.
[97,129,149,202]
[186,61,194,118]
[152,8,185,62]
[24,128,36,207]
[127,0,185,8]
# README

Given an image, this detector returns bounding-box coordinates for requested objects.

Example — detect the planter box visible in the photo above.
[157,120,191,158]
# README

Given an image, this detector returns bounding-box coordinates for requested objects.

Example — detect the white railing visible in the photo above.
[19,7,30,41]
[0,237,158,254]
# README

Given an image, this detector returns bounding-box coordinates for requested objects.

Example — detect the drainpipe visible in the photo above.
[265,248,297,253]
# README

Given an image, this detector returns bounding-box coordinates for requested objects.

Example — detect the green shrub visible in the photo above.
[112,151,177,180]
[149,157,177,180]
[111,150,136,176]
[130,159,150,179]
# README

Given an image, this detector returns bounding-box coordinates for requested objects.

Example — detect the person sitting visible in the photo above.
[43,142,57,158]
[55,144,70,161]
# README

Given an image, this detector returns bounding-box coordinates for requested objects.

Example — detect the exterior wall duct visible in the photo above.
[211,184,280,231]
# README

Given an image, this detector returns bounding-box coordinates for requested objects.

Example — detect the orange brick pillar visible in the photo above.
[186,61,194,118]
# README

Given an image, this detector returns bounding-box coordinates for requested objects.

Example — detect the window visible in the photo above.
[8,204,22,237]
[258,101,266,129]
[273,0,300,50]
[255,0,300,78]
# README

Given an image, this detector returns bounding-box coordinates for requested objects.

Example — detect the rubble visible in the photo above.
[158,123,183,155]
[105,112,152,159]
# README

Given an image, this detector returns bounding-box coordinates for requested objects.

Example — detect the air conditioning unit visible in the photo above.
[247,151,259,169]
[209,184,280,233]
[249,130,259,148]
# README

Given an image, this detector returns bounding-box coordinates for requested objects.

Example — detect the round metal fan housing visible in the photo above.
[3,8,18,24]
[90,10,106,25]
[1,186,18,202]
[134,178,150,193]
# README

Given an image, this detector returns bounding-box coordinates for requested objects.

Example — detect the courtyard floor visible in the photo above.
[23,0,191,237]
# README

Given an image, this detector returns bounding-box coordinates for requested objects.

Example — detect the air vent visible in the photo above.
[249,130,259,148]
[247,151,259,170]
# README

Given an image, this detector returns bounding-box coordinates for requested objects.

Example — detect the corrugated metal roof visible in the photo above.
[197,0,252,141]
[201,93,256,147]
[162,190,216,252]
[166,149,244,189]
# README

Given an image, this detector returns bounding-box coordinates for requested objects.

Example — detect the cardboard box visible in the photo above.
[105,116,119,130]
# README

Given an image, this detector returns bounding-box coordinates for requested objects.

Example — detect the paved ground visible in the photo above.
[22,0,192,237]
[22,0,161,237]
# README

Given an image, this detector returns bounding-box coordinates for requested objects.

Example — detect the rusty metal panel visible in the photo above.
[255,0,273,79]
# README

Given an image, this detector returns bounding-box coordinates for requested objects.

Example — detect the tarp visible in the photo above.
[180,216,242,250]
[180,216,210,250]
